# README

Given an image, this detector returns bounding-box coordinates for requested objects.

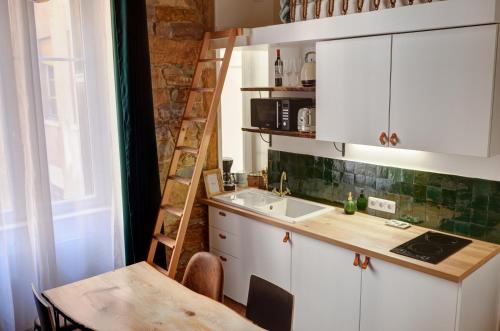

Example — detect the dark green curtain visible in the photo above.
[110,0,161,265]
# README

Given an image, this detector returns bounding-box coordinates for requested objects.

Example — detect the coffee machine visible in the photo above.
[222,157,235,191]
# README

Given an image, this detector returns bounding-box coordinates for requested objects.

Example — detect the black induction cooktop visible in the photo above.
[390,231,472,264]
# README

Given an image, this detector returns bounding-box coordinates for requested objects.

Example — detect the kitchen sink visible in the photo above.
[213,188,332,223]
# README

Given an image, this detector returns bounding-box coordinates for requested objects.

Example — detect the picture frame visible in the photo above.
[203,169,224,198]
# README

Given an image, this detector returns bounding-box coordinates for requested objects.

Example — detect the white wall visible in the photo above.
[215,0,280,31]
[271,137,500,181]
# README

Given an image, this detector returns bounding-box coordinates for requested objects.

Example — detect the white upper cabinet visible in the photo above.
[389,25,499,157]
[316,35,392,147]
[316,24,500,157]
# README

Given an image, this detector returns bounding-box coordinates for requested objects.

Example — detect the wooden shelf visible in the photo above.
[242,127,315,139]
[241,86,315,92]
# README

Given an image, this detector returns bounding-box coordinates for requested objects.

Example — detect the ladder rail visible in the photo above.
[166,30,237,277]
[146,32,211,263]
[146,28,239,279]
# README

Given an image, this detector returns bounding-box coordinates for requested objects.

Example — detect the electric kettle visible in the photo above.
[300,51,316,87]
[297,107,316,132]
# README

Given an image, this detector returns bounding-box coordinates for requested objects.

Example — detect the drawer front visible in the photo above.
[211,247,248,305]
[209,226,241,258]
[209,207,243,235]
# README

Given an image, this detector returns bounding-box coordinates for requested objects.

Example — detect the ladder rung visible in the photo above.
[176,146,199,155]
[168,175,191,185]
[199,58,223,63]
[183,117,207,123]
[161,204,183,217]
[154,234,176,249]
[150,262,169,277]
[209,29,242,39]
[191,87,214,93]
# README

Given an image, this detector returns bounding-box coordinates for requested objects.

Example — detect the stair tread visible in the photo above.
[154,234,176,249]
[149,262,169,277]
[168,175,191,185]
[176,146,199,155]
[199,58,224,62]
[161,204,184,217]
[191,87,215,92]
[183,117,207,123]
[209,29,242,39]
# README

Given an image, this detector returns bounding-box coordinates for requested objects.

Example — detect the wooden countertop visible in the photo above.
[202,196,500,283]
[44,262,262,331]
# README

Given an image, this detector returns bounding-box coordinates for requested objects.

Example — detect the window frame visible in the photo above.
[33,0,112,218]
[0,0,116,232]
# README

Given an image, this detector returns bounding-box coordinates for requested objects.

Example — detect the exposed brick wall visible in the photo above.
[146,0,216,279]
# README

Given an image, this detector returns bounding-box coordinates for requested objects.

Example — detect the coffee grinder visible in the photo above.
[222,157,235,191]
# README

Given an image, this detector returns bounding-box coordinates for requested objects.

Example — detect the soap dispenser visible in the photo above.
[344,192,357,215]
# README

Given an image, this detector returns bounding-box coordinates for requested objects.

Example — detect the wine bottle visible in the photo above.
[274,49,283,87]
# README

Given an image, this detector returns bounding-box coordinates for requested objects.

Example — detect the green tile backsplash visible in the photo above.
[268,150,500,244]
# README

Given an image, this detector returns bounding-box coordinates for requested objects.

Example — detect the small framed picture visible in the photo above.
[203,169,224,198]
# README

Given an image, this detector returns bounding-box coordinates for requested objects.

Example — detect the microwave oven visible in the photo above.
[250,98,314,131]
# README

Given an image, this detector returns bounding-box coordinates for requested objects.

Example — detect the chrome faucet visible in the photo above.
[273,171,291,197]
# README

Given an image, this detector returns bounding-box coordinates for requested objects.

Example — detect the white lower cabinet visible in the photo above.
[359,257,458,331]
[209,209,500,330]
[291,233,361,331]
[240,217,292,295]
[208,207,291,305]
[291,237,459,331]
[210,247,247,304]
[290,235,499,331]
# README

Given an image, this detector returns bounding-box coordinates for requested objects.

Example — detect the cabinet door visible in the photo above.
[209,207,245,235]
[316,35,392,146]
[360,257,458,331]
[240,218,292,303]
[208,208,248,303]
[291,233,361,331]
[210,247,247,304]
[390,25,497,156]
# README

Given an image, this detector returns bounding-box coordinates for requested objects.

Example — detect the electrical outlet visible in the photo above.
[368,197,396,214]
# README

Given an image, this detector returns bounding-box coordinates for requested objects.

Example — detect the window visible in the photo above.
[22,0,119,219]
[219,47,269,173]
[34,0,95,204]
[45,64,58,120]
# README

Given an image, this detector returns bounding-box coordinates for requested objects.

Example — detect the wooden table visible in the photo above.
[43,262,262,331]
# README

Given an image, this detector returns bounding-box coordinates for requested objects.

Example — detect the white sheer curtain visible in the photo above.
[0,1,124,330]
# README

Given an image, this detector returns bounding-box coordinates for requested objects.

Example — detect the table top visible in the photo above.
[43,262,262,331]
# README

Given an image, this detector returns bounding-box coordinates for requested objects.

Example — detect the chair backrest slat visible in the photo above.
[32,284,56,331]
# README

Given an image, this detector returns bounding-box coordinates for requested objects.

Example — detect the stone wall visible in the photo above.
[146,0,216,279]
[269,150,500,244]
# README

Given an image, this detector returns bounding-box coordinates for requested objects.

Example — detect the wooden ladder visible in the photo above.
[147,28,241,279]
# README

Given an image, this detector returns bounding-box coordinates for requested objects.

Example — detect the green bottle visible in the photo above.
[357,190,368,211]
[344,192,357,215]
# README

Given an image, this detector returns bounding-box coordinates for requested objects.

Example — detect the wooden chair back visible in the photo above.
[32,284,56,331]
[246,275,294,331]
[181,252,224,302]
